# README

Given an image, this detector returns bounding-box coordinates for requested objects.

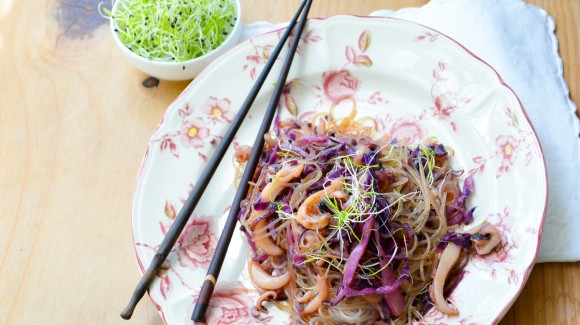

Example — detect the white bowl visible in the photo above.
[110,0,242,81]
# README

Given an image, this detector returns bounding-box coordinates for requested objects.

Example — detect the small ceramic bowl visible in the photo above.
[110,0,242,81]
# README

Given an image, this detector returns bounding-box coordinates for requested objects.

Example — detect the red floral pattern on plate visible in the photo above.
[180,118,210,149]
[416,30,441,42]
[469,207,524,289]
[152,98,233,159]
[320,31,374,105]
[188,282,272,325]
[344,29,373,68]
[276,28,323,55]
[374,112,427,144]
[468,107,540,178]
[280,79,302,116]
[135,184,218,301]
[202,96,235,124]
[159,217,217,270]
[429,60,473,131]
[322,69,360,102]
[244,29,322,80]
[301,30,386,113]
[243,39,275,80]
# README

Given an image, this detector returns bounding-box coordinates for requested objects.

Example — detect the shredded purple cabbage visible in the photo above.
[251,213,273,228]
[380,300,391,321]
[436,232,473,250]
[447,176,476,226]
[240,226,257,255]
[319,148,339,162]
[252,252,269,263]
[237,201,249,221]
[327,167,345,179]
[335,259,409,299]
[253,201,272,211]
[268,221,277,239]
[409,147,420,159]
[374,221,405,316]
[432,143,448,156]
[333,217,375,304]
[279,143,309,157]
[277,203,291,214]
[362,150,379,166]
[286,225,307,265]
[302,164,317,176]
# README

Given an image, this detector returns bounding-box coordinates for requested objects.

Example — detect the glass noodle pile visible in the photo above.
[234,107,501,324]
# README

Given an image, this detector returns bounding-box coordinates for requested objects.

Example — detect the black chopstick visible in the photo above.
[190,0,314,322]
[120,0,309,320]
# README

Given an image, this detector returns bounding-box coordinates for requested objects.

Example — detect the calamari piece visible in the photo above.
[260,164,304,202]
[471,223,502,255]
[300,275,329,314]
[429,242,461,316]
[254,219,284,256]
[296,177,344,230]
[250,164,304,255]
[255,290,277,311]
[248,261,291,290]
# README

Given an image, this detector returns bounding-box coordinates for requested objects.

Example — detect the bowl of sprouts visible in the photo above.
[106,0,242,80]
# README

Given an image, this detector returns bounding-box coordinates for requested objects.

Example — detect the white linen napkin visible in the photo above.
[240,0,580,263]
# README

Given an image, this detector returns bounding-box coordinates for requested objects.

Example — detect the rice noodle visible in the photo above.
[235,107,494,324]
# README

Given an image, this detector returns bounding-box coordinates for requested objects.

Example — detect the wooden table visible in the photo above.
[1,0,578,324]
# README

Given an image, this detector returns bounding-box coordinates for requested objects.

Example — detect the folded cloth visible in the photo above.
[240,0,580,262]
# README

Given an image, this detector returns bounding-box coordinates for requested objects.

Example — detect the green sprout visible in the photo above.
[418,145,437,184]
[104,0,237,62]
[276,151,295,158]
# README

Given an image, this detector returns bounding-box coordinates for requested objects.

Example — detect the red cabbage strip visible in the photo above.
[237,200,249,221]
[253,201,272,211]
[252,252,269,263]
[240,226,258,255]
[338,259,409,298]
[268,221,277,239]
[327,167,345,179]
[250,211,273,228]
[272,115,281,136]
[305,168,345,194]
[374,225,405,316]
[429,143,448,156]
[302,164,317,175]
[278,143,309,157]
[407,147,420,165]
[266,144,281,164]
[380,300,391,321]
[286,225,306,265]
[333,217,375,304]
[447,176,475,225]
[318,148,339,162]
[362,150,379,166]
[436,232,472,250]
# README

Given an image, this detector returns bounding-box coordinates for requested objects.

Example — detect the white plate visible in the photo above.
[132,16,547,325]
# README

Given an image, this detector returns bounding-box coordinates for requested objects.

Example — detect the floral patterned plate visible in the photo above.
[132,16,547,325]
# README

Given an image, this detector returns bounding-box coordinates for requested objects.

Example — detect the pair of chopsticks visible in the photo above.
[120,0,313,322]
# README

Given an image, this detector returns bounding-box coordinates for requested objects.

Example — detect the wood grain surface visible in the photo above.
[0,1,577,324]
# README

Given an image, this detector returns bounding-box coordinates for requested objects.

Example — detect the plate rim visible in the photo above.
[130,14,548,325]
